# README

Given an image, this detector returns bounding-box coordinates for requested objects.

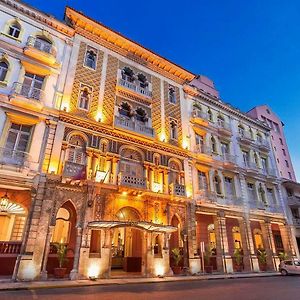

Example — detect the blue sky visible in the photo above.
[24,0,300,179]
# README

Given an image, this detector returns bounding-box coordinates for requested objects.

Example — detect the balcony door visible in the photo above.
[3,123,31,166]
[21,73,44,100]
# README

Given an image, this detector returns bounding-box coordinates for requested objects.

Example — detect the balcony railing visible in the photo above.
[256,138,270,149]
[63,161,86,178]
[0,241,21,255]
[239,131,253,142]
[0,147,30,168]
[260,167,277,177]
[266,205,282,213]
[249,201,266,210]
[218,195,243,206]
[120,175,146,189]
[11,82,44,101]
[26,36,56,56]
[118,78,152,98]
[216,153,236,164]
[115,116,154,137]
[243,160,258,170]
[173,184,186,196]
[216,120,231,132]
[192,110,208,120]
[194,144,212,155]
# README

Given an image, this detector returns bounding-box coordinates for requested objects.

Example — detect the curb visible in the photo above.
[0,273,280,292]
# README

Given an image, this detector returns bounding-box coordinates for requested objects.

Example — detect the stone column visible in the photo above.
[163,170,169,194]
[279,224,295,257]
[149,167,154,191]
[216,212,233,273]
[105,158,112,184]
[238,219,252,272]
[70,227,83,280]
[112,158,119,185]
[40,226,55,280]
[213,215,224,273]
[260,221,276,271]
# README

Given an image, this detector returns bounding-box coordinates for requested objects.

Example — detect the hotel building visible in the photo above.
[0,1,297,280]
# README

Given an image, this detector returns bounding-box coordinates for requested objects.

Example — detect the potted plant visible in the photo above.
[278,251,288,262]
[233,248,243,272]
[171,248,182,275]
[257,248,267,271]
[204,245,213,273]
[53,243,69,278]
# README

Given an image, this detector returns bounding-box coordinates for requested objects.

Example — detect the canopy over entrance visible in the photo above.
[88,220,177,233]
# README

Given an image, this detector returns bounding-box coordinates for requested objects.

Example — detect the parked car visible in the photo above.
[279,260,300,275]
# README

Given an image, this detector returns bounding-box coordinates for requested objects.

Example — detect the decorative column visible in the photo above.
[105,158,112,184]
[40,226,54,280]
[279,224,295,257]
[111,157,119,185]
[70,227,83,280]
[260,221,276,271]
[163,169,169,194]
[149,167,154,191]
[86,151,93,180]
[216,212,233,273]
[238,219,252,272]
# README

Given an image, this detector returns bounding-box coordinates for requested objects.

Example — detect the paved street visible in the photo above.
[0,276,298,300]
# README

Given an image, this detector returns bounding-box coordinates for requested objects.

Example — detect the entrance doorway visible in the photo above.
[111,207,142,276]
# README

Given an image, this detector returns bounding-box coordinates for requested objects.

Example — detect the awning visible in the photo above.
[88,220,177,233]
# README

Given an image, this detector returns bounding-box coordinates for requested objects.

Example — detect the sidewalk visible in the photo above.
[0,272,280,291]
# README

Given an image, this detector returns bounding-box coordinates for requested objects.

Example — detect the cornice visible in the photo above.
[59,112,188,158]
[184,85,270,131]
[65,7,195,83]
[0,0,74,37]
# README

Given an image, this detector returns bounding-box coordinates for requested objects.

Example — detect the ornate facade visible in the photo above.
[0,2,297,281]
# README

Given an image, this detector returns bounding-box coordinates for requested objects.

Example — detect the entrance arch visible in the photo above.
[111,207,143,275]
[46,201,77,277]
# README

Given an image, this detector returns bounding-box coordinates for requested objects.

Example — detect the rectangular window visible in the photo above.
[285,160,289,167]
[21,73,44,100]
[170,120,178,140]
[273,122,280,133]
[91,135,98,148]
[221,142,229,155]
[267,188,275,204]
[288,172,292,179]
[78,84,92,110]
[90,230,101,257]
[242,151,249,166]
[198,171,208,190]
[84,47,97,70]
[291,208,299,219]
[279,138,283,145]
[5,123,32,152]
[261,157,267,171]
[225,177,235,197]
[247,183,256,201]
[282,149,286,156]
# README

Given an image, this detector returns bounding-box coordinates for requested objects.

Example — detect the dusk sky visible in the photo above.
[25,0,300,179]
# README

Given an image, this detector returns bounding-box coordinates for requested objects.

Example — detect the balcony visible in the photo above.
[191,110,209,127]
[238,131,254,144]
[287,195,300,206]
[194,144,212,155]
[217,195,243,207]
[23,36,57,66]
[213,153,237,165]
[0,147,31,169]
[243,160,258,172]
[117,78,152,99]
[256,138,270,151]
[120,175,147,189]
[115,116,155,137]
[249,201,266,210]
[0,241,21,256]
[173,183,186,196]
[63,161,86,178]
[10,82,44,111]
[260,167,277,177]
[216,120,232,136]
[266,205,283,214]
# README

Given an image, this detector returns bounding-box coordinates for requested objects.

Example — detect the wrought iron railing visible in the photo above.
[194,144,212,155]
[26,36,56,55]
[120,175,147,189]
[63,161,86,178]
[239,131,253,141]
[11,82,44,101]
[0,241,21,254]
[192,109,208,120]
[115,116,154,137]
[174,184,186,196]
[118,78,152,98]
[0,147,30,168]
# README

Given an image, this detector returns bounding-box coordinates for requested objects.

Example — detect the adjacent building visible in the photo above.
[0,1,297,281]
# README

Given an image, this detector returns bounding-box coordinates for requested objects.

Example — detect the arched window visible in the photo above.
[135,107,147,122]
[217,115,225,127]
[214,175,222,195]
[170,120,178,140]
[119,102,132,118]
[168,85,176,104]
[207,109,213,122]
[99,139,108,153]
[253,229,264,249]
[0,61,8,82]
[8,22,21,38]
[120,148,143,178]
[238,125,245,136]
[137,73,148,89]
[51,207,71,244]
[232,226,242,249]
[169,161,181,185]
[78,86,92,110]
[153,154,160,166]
[154,235,162,257]
[34,36,52,53]
[84,49,97,69]
[67,135,86,165]
[211,136,217,153]
[122,67,135,83]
